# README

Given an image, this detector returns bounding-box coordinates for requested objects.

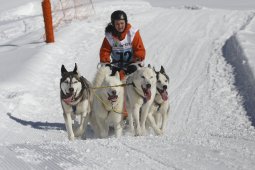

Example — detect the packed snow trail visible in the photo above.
[0,1,255,170]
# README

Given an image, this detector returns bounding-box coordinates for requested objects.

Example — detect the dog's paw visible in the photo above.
[68,134,75,141]
[74,128,84,137]
[135,128,143,136]
[155,129,163,136]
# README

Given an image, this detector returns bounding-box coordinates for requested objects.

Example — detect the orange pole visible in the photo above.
[42,0,55,43]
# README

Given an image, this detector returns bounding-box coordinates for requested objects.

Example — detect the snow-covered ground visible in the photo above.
[0,0,255,169]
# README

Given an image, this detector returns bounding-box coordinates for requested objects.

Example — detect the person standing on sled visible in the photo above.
[99,10,146,80]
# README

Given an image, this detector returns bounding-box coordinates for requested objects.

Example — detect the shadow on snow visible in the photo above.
[7,112,66,131]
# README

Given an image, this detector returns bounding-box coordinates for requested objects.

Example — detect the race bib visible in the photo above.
[111,41,133,63]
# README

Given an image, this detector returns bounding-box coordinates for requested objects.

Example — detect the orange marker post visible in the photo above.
[42,0,55,43]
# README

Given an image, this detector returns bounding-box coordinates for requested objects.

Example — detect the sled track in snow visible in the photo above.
[222,30,255,127]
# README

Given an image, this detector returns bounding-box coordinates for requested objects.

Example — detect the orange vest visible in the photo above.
[100,23,146,64]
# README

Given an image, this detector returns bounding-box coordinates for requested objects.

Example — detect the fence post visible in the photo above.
[42,0,55,43]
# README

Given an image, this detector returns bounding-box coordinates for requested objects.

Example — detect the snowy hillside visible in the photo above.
[0,0,255,169]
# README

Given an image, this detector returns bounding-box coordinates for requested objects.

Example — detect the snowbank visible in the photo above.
[223,15,255,126]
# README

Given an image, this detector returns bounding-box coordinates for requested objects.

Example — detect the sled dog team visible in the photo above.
[60,63,170,140]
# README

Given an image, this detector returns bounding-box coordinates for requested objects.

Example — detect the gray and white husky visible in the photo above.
[125,65,157,136]
[147,66,170,135]
[60,63,93,140]
[90,66,124,138]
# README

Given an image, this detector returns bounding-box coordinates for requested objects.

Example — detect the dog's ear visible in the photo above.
[73,63,77,73]
[73,63,80,76]
[153,66,156,73]
[160,66,165,74]
[114,71,120,79]
[61,65,68,76]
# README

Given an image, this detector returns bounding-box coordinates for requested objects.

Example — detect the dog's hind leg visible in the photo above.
[64,112,75,140]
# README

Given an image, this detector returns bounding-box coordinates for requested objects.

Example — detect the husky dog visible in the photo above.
[60,63,92,140]
[91,66,124,138]
[125,65,157,136]
[147,66,170,135]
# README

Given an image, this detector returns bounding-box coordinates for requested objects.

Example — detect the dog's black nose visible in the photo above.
[112,90,116,95]
[163,85,167,90]
[146,84,151,88]
[69,87,74,92]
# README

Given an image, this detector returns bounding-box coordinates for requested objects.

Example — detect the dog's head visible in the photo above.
[101,71,123,103]
[132,65,157,101]
[155,66,169,101]
[60,63,83,104]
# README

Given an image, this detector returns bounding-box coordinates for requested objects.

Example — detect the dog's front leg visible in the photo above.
[63,112,75,140]
[161,113,167,133]
[97,119,109,138]
[74,113,87,137]
[161,105,169,132]
[114,121,122,138]
[140,103,152,135]
[159,103,170,132]
[154,112,161,128]
[126,104,134,134]
[132,104,142,136]
[147,112,163,135]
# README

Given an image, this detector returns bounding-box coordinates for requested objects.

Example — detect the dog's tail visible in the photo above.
[92,65,111,87]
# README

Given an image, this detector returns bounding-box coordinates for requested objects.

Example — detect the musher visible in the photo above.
[99,10,146,80]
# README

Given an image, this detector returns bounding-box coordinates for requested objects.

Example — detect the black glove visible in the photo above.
[125,65,138,75]
[110,66,121,76]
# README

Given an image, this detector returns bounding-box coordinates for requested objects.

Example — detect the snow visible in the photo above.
[0,0,255,169]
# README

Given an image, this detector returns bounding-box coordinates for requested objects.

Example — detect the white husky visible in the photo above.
[91,66,124,138]
[147,66,170,135]
[125,65,157,136]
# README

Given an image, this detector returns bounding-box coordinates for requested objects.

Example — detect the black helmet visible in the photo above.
[111,10,127,25]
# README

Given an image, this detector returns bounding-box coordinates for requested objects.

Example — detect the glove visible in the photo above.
[126,64,138,75]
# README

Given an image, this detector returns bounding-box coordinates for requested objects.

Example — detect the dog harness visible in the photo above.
[105,27,138,67]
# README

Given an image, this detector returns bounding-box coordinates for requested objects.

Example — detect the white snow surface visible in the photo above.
[0,0,255,169]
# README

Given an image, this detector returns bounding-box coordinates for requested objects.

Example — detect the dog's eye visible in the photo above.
[73,81,78,84]
[157,80,161,83]
[64,80,69,84]
[141,76,145,79]
[165,80,168,83]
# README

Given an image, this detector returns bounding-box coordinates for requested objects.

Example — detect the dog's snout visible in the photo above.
[163,85,167,90]
[146,84,151,89]
[69,87,74,92]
